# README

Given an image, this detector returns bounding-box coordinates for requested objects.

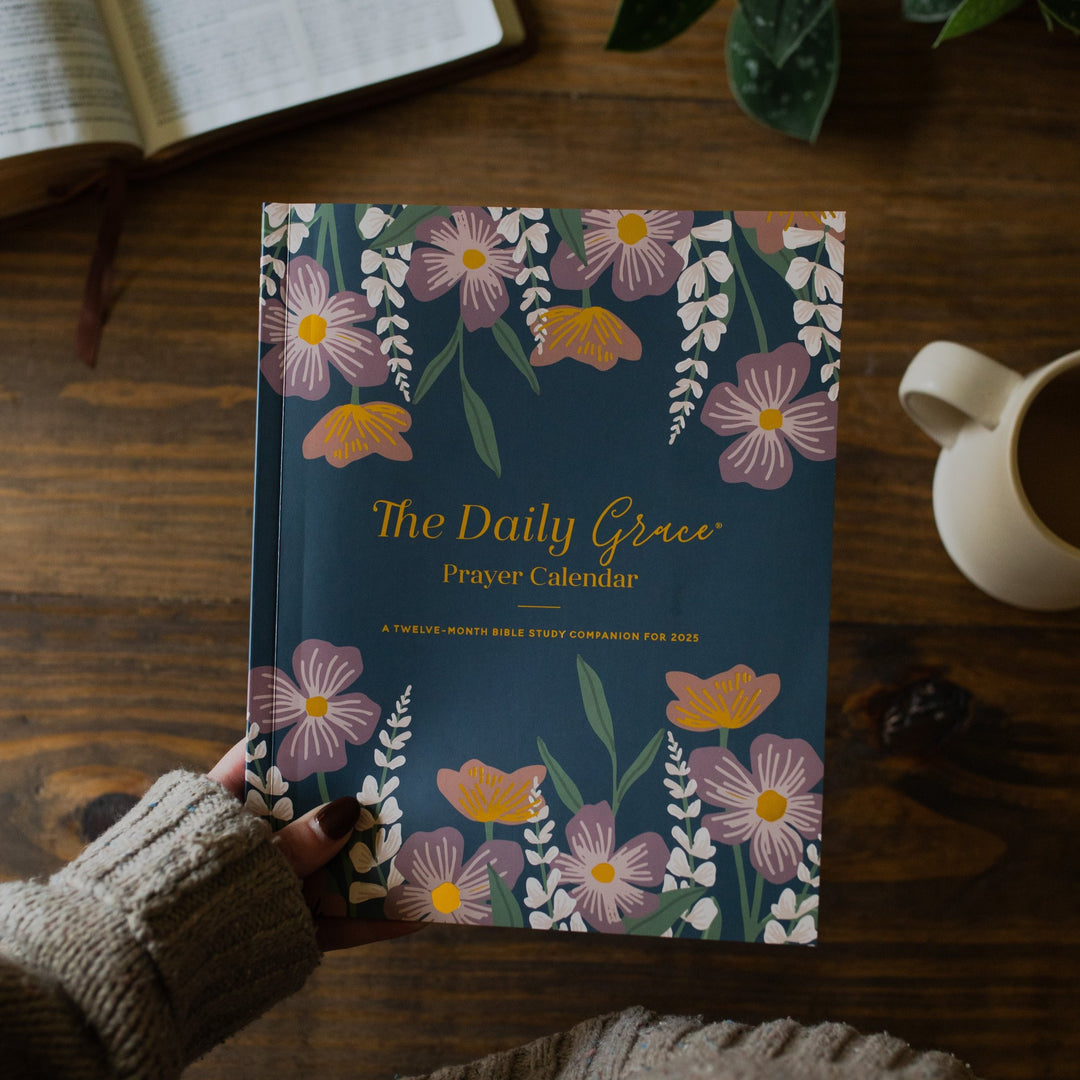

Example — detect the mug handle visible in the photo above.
[899,341,1023,448]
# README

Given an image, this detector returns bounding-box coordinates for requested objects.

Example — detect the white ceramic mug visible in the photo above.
[899,342,1080,610]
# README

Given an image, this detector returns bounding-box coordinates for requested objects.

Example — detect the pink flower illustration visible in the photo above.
[552,802,668,933]
[700,342,837,489]
[259,255,386,399]
[733,211,835,254]
[302,402,413,467]
[529,306,642,370]
[248,639,380,780]
[666,665,781,732]
[437,759,547,824]
[688,734,823,885]
[405,207,520,331]
[384,827,524,924]
[550,210,694,302]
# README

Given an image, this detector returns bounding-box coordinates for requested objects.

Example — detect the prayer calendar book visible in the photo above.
[246,203,843,943]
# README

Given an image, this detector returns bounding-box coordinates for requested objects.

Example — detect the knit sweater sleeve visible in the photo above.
[0,770,321,1079]
[410,1008,986,1080]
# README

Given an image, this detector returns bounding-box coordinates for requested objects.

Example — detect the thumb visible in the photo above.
[271,796,362,879]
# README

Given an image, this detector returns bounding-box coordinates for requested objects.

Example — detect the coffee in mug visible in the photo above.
[899,343,1080,611]
[1016,364,1080,550]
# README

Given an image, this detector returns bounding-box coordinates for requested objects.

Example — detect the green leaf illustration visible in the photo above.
[726,2,840,142]
[738,224,795,281]
[372,204,449,249]
[934,0,1024,43]
[413,318,463,404]
[549,208,588,264]
[1039,0,1080,30]
[613,728,665,813]
[537,736,584,814]
[606,0,718,50]
[624,886,707,936]
[903,0,961,21]
[577,655,616,757]
[492,318,540,394]
[702,903,724,939]
[739,0,834,67]
[487,865,524,928]
[459,358,502,477]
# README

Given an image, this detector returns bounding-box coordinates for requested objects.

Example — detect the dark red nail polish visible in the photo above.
[314,796,361,840]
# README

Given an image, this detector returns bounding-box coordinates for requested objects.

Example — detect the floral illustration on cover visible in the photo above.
[666,666,781,736]
[248,639,381,782]
[552,801,668,933]
[383,827,524,925]
[700,343,837,490]
[689,734,823,886]
[405,207,521,331]
[251,203,837,940]
[247,638,822,943]
[548,209,694,301]
[259,255,384,400]
[259,203,844,487]
[437,759,547,833]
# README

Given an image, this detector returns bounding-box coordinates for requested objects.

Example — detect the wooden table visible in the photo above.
[2,3,1078,1077]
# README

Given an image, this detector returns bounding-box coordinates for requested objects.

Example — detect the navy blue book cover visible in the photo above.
[247,204,843,943]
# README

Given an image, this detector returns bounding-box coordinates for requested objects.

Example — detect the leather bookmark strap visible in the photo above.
[75,162,128,367]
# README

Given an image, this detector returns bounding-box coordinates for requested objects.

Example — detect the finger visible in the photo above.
[316,917,424,952]
[207,738,248,798]
[271,796,361,879]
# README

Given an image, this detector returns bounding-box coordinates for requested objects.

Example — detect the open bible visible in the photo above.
[0,0,526,219]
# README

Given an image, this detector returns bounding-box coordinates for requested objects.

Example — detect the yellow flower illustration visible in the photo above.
[302,402,412,467]
[529,306,642,371]
[665,665,780,732]
[437,758,546,824]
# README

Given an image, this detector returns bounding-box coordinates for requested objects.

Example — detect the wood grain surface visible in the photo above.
[2,2,1078,1078]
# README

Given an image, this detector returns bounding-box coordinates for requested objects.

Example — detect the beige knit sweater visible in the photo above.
[0,771,320,1078]
[0,772,983,1080]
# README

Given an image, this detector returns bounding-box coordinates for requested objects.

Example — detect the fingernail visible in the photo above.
[312,797,361,841]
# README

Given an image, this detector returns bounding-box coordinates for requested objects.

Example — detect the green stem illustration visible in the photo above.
[327,208,345,292]
[725,213,767,352]
[732,842,757,942]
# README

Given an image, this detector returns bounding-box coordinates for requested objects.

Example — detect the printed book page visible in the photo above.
[95,0,508,156]
[0,0,141,161]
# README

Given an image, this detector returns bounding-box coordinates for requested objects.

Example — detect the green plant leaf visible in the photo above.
[903,0,961,21]
[577,655,616,756]
[491,318,540,394]
[487,865,524,928]
[1039,0,1080,30]
[537,736,584,814]
[413,319,462,404]
[935,0,1024,43]
[624,886,707,936]
[739,0,834,67]
[372,204,449,249]
[613,728,665,811]
[726,2,840,142]
[549,208,588,264]
[607,0,719,51]
[459,359,501,477]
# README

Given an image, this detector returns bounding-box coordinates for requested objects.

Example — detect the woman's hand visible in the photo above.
[208,739,420,951]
